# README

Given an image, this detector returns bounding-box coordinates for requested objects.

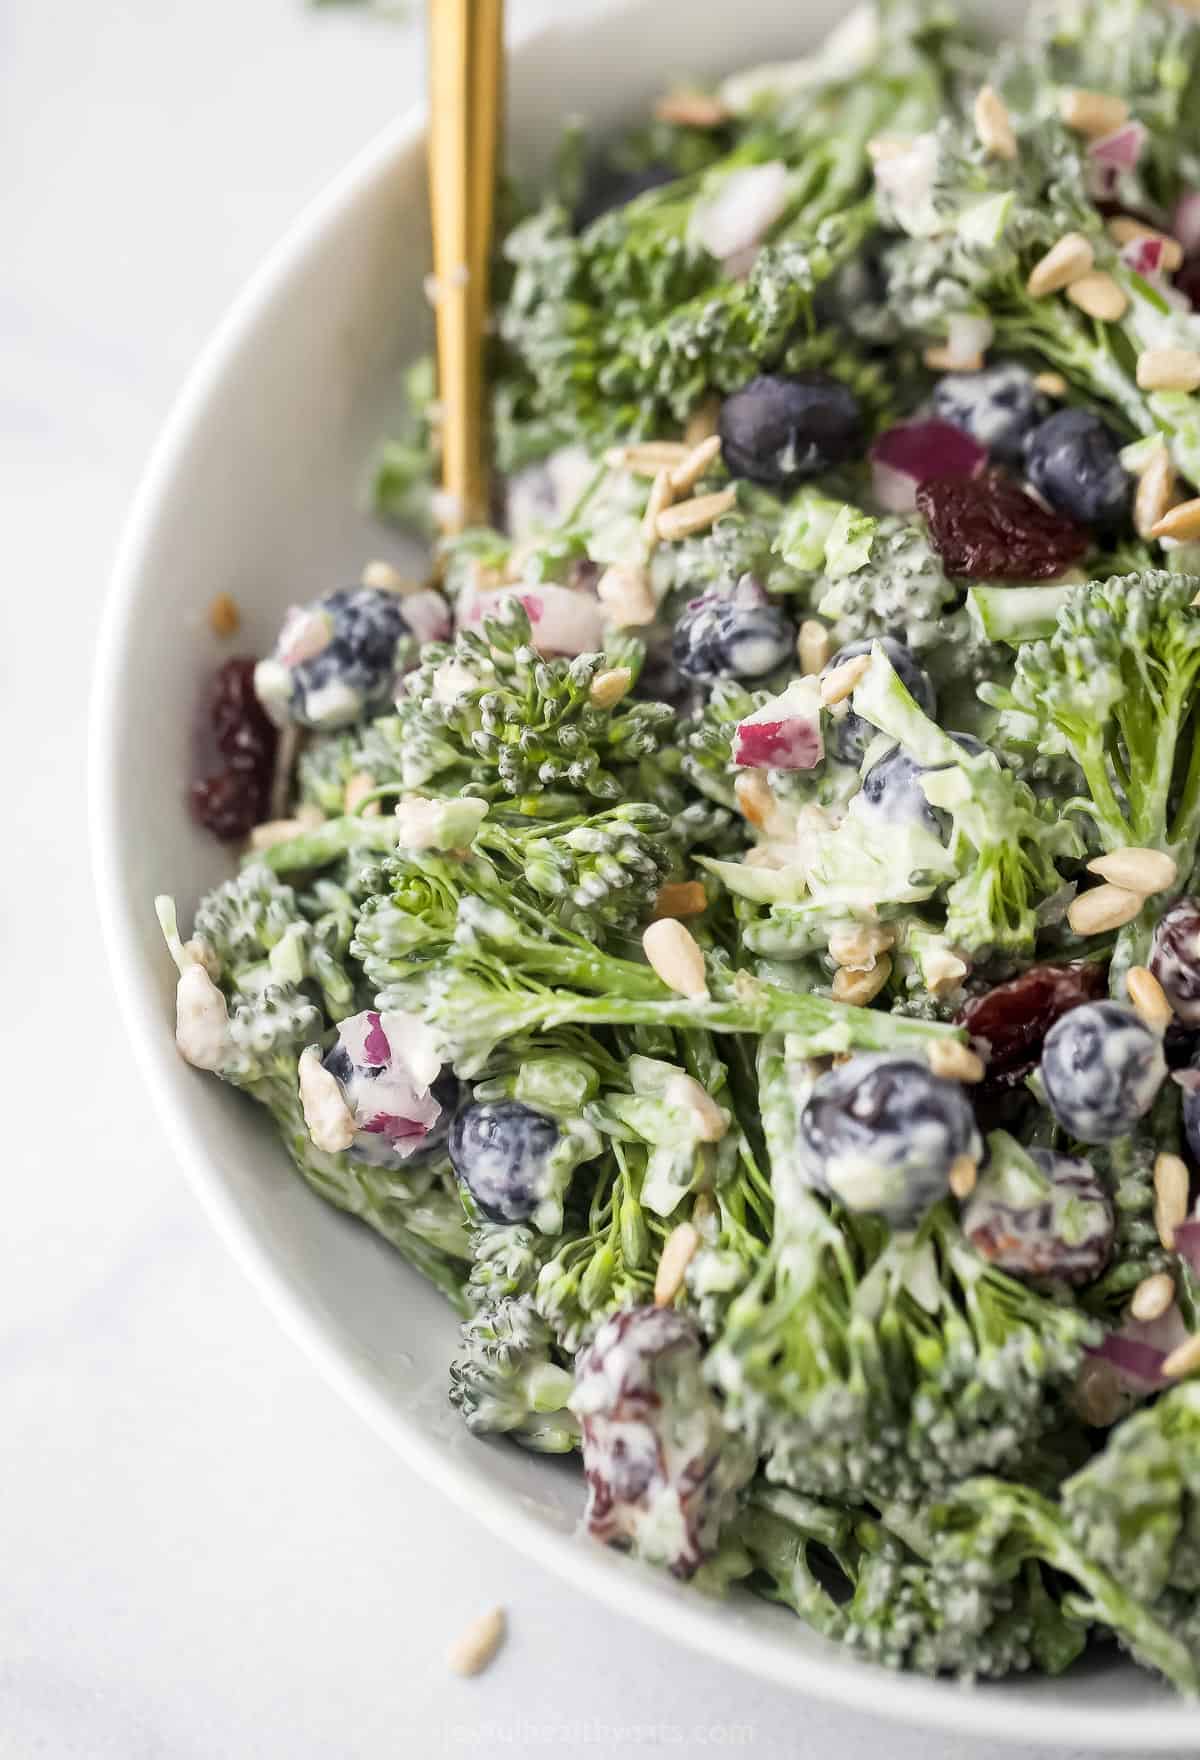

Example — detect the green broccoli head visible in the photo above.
[1061,1383,1200,1603]
[985,572,1200,873]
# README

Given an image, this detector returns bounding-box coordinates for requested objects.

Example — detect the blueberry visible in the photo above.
[255,585,426,730]
[1039,1001,1166,1143]
[798,1053,982,1226]
[857,731,986,833]
[931,362,1043,464]
[672,592,794,684]
[1022,408,1131,534]
[824,638,937,766]
[718,372,863,489]
[574,162,677,230]
[448,1099,561,1222]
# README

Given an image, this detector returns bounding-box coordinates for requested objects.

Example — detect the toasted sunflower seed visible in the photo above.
[656,487,737,542]
[974,85,1017,159]
[1162,1333,1200,1382]
[928,1040,986,1084]
[831,955,892,1007]
[1066,272,1128,322]
[1059,88,1129,136]
[653,880,708,920]
[1130,1271,1175,1323]
[447,1607,507,1677]
[948,1153,979,1199]
[1027,232,1095,297]
[1126,964,1174,1032]
[1155,1152,1190,1251]
[1066,883,1144,935]
[1086,847,1177,895]
[643,918,709,998]
[654,1222,702,1306]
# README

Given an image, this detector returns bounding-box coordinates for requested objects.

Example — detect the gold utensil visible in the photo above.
[428,0,504,531]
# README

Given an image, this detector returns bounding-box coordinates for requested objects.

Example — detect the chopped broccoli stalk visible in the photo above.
[967,583,1080,646]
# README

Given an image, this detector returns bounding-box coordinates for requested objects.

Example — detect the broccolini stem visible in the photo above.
[260,814,402,872]
[525,983,962,1049]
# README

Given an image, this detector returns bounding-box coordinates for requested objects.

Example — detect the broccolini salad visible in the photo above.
[163,0,1200,1694]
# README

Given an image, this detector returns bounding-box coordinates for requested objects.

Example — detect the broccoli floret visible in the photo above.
[817,515,1004,705]
[449,1223,579,1451]
[932,1477,1200,1693]
[984,571,1200,973]
[495,7,951,450]
[704,1035,1098,1505]
[1062,1383,1200,1602]
[162,872,471,1303]
[735,1485,1085,1680]
[842,644,1083,956]
[349,597,673,804]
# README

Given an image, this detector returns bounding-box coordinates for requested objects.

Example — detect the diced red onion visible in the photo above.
[1119,234,1166,277]
[733,708,822,771]
[1086,1333,1168,1389]
[1089,121,1147,172]
[400,588,452,646]
[1172,191,1200,259]
[693,161,790,265]
[457,584,607,656]
[1088,1301,1191,1392]
[1174,1217,1200,1274]
[869,420,988,513]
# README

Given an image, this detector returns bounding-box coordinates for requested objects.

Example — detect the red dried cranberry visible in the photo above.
[208,658,277,772]
[189,768,269,841]
[189,656,278,842]
[916,472,1090,580]
[958,960,1108,1075]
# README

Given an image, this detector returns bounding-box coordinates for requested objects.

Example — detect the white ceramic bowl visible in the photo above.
[91,2,1200,1746]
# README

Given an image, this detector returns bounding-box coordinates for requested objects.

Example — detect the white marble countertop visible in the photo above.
[0,3,1135,1754]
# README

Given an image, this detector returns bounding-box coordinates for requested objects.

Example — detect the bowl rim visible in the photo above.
[89,18,1200,1747]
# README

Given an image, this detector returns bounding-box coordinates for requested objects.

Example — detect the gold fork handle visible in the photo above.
[428,0,503,531]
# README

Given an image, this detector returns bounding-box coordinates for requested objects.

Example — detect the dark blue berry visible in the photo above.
[1039,1001,1166,1143]
[718,372,863,488]
[574,162,677,230]
[1022,408,1131,533]
[672,592,794,684]
[824,638,937,766]
[857,732,986,833]
[448,1100,561,1222]
[931,362,1043,464]
[798,1053,981,1226]
[256,586,420,730]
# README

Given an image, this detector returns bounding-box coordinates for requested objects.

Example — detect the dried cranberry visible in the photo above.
[189,656,278,842]
[958,960,1108,1075]
[1150,897,1200,1024]
[916,472,1090,580]
[189,768,268,841]
[208,657,276,772]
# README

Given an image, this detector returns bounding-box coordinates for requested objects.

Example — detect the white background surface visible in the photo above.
[0,3,1139,1755]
